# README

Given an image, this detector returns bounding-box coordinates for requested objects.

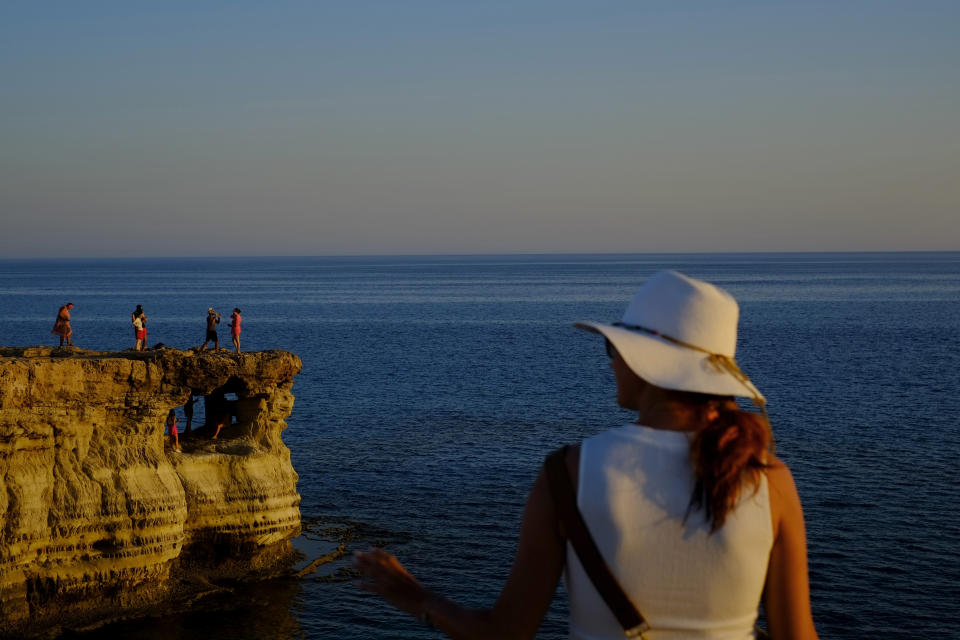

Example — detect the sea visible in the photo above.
[0,252,957,640]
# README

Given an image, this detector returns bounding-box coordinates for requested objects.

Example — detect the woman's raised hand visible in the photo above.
[353,547,431,618]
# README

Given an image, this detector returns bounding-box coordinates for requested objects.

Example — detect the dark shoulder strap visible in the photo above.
[545,446,650,638]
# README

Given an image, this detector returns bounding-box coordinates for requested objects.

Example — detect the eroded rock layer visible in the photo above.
[0,347,303,637]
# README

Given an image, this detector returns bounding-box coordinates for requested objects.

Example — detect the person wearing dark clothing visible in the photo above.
[199,308,221,351]
[184,395,197,434]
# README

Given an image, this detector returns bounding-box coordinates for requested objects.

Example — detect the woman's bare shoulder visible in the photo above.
[764,454,806,541]
[765,454,800,494]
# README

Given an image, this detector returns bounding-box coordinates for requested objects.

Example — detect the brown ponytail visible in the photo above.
[685,398,773,533]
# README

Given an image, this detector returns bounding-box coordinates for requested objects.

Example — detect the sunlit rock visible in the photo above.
[0,347,302,637]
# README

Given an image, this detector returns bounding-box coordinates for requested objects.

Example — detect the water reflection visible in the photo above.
[62,516,400,640]
[64,577,305,640]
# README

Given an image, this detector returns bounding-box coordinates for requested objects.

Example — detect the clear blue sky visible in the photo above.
[2,1,958,257]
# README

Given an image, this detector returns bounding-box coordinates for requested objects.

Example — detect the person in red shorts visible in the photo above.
[229,308,242,353]
[132,305,147,351]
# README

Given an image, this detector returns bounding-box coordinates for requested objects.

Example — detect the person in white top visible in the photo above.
[355,271,818,640]
[132,304,147,351]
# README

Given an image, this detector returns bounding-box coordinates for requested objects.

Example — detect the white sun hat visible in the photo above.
[574,270,765,405]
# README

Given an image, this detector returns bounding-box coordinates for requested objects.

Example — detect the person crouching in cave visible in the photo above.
[212,408,231,440]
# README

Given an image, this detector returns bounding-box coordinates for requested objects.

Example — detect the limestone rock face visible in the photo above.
[0,347,303,637]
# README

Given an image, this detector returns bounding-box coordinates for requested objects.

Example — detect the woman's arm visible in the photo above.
[354,461,567,640]
[764,459,818,640]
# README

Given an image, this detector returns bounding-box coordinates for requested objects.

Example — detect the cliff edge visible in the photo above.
[0,347,303,637]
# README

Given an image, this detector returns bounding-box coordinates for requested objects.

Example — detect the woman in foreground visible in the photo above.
[355,271,818,639]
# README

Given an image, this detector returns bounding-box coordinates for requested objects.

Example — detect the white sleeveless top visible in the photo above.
[566,424,773,640]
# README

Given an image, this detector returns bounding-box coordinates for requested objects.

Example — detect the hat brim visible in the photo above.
[573,321,765,402]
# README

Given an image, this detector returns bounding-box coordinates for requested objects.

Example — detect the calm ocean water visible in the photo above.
[1,252,958,639]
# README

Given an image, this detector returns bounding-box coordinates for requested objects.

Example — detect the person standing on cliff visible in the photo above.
[165,409,181,452]
[51,302,74,347]
[229,308,242,353]
[199,308,221,351]
[132,305,147,351]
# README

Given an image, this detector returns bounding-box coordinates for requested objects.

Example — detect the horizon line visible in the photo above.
[1,249,959,262]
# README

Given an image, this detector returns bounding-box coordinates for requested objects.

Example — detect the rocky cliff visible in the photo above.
[0,347,303,637]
